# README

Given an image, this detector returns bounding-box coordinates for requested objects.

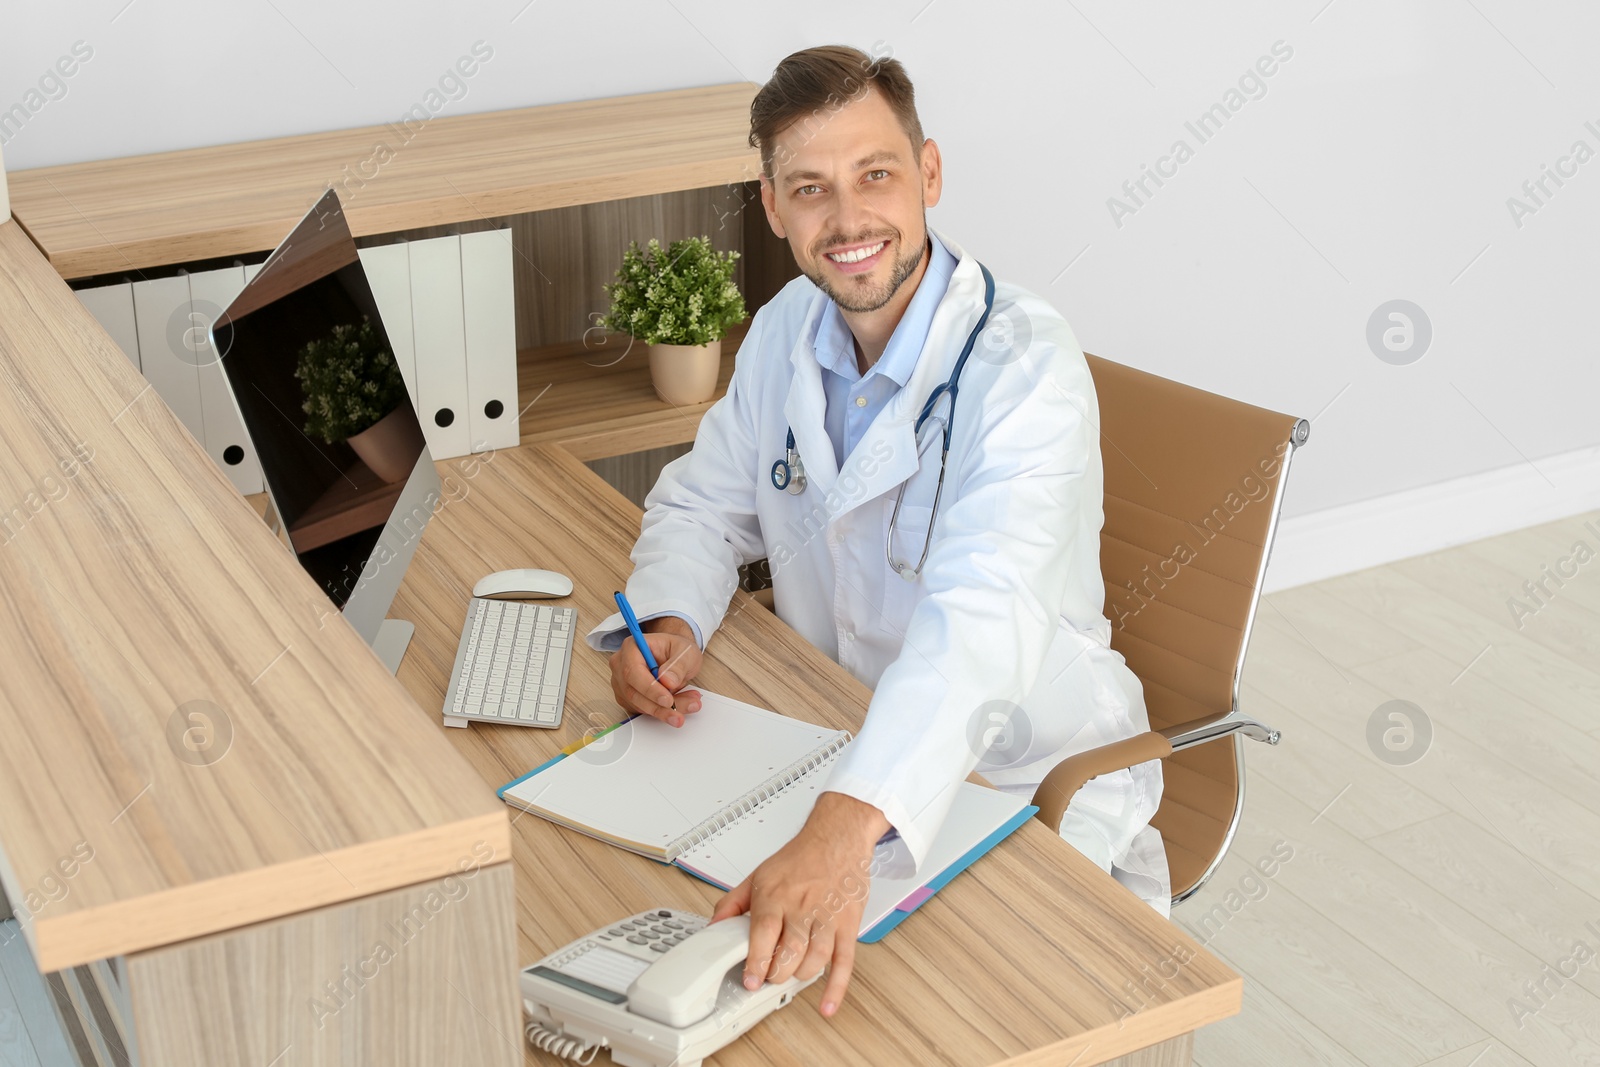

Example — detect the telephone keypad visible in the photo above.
[588,909,712,963]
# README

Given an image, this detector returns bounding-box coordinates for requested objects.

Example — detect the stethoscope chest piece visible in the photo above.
[772,431,807,494]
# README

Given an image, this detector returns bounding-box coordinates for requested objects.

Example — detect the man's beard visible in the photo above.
[805,227,927,314]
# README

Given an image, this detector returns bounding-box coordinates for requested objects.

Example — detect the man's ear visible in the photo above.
[759,175,787,239]
[920,138,943,210]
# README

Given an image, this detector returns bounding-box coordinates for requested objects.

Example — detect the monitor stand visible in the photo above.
[371,619,415,675]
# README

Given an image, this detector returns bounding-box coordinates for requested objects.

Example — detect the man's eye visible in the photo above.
[798,184,821,196]
[866,170,890,181]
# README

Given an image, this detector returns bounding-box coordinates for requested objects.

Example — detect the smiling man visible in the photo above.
[586,44,1165,1018]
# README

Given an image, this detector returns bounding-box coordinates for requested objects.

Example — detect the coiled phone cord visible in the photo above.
[524,1019,600,1064]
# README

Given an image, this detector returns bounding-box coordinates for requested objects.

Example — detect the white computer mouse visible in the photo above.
[473,568,574,600]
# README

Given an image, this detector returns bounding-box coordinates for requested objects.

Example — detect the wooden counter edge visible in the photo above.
[26,810,509,973]
[1004,975,1243,1066]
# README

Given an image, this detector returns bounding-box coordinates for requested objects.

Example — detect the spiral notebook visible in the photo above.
[498,689,1035,941]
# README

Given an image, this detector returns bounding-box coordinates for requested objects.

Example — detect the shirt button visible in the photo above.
[854,395,867,408]
[844,630,856,642]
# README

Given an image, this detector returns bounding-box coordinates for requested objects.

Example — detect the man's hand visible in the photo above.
[609,616,703,726]
[709,792,891,1018]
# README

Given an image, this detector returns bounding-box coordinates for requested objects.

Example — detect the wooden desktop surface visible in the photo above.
[390,443,1243,1066]
[0,220,509,973]
[8,83,762,280]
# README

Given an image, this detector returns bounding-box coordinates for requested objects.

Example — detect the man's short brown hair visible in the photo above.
[749,44,924,180]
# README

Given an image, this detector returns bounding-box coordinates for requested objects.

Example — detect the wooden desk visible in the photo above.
[390,443,1243,1066]
[0,218,522,1064]
[9,83,761,280]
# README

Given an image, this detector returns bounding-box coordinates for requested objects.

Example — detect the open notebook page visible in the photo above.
[674,767,1032,936]
[501,689,846,859]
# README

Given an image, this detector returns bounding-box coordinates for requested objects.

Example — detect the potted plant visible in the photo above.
[600,235,747,405]
[294,317,422,483]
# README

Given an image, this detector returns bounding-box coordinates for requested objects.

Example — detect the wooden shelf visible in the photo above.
[10,82,761,279]
[287,459,406,552]
[517,319,748,461]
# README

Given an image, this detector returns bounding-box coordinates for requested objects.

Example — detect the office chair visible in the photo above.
[1030,354,1306,905]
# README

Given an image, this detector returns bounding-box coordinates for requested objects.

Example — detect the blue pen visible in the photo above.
[613,590,661,679]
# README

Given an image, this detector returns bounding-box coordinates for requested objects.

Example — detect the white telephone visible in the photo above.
[520,907,819,1067]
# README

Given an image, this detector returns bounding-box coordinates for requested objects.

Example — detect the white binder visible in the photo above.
[188,265,263,495]
[132,274,205,443]
[460,229,520,452]
[357,242,418,404]
[76,282,141,372]
[406,235,472,458]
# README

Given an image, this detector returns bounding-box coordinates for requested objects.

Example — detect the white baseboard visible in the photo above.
[1263,442,1600,592]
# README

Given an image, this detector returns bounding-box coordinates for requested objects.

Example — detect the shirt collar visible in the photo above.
[811,229,959,386]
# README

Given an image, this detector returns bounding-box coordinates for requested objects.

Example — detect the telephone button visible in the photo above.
[650,942,671,952]
[626,935,648,945]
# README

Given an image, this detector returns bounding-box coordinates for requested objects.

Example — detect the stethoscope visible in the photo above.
[770,262,997,579]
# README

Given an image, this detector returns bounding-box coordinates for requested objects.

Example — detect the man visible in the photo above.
[585,44,1164,1018]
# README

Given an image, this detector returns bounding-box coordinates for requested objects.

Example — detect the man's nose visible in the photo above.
[827,186,880,244]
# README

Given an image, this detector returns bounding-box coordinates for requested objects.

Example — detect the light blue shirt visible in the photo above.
[630,229,958,650]
[812,229,959,468]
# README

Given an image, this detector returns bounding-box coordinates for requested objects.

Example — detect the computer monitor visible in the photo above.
[212,189,441,673]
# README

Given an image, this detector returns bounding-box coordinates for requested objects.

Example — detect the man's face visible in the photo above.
[761,87,942,314]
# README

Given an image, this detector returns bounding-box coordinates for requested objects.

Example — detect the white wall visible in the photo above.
[4,0,1597,587]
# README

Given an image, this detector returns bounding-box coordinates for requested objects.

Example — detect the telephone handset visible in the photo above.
[520,907,819,1067]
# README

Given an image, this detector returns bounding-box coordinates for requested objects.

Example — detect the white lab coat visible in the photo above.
[587,229,1169,912]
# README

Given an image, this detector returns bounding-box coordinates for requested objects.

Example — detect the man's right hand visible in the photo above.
[609,615,704,726]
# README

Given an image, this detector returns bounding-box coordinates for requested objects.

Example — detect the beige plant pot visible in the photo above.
[647,340,722,405]
[345,405,425,483]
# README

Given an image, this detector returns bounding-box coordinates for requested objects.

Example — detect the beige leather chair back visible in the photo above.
[1086,354,1306,900]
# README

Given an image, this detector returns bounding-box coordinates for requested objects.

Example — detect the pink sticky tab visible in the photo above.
[896,886,935,913]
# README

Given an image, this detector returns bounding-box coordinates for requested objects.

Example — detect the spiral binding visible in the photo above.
[524,1019,600,1064]
[668,732,853,857]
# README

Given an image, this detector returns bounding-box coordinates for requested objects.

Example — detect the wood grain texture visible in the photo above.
[10,83,763,279]
[385,443,1242,1066]
[126,863,519,1067]
[0,221,508,972]
[1103,1033,1194,1066]
[516,320,748,461]
[583,444,692,509]
[366,183,793,352]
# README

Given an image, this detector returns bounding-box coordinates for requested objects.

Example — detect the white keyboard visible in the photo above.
[441,598,575,729]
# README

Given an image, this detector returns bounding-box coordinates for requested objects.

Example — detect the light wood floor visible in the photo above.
[1187,509,1600,1067]
[1,920,73,1066]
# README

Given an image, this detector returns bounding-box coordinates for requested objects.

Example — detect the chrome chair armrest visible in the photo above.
[1159,709,1281,750]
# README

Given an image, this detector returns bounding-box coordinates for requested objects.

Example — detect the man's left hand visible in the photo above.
[709,792,890,1017]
